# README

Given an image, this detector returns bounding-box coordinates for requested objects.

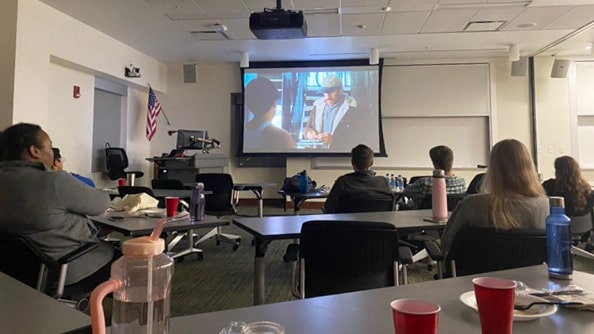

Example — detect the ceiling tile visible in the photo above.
[342,13,385,36]
[245,0,295,11]
[383,11,432,34]
[544,5,594,30]
[502,6,575,30]
[145,0,206,20]
[292,0,340,10]
[342,0,390,6]
[470,7,524,21]
[388,0,439,12]
[421,9,478,32]
[303,13,341,37]
[193,0,250,18]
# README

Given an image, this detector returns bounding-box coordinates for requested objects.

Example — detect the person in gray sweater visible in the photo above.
[0,123,114,285]
[441,139,549,255]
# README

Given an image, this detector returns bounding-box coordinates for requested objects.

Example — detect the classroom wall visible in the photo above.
[0,0,18,126]
[5,0,168,187]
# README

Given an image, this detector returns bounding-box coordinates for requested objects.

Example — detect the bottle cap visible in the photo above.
[433,169,445,177]
[549,196,565,208]
[122,236,165,256]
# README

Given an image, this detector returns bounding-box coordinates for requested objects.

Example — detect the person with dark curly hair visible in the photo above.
[542,156,594,216]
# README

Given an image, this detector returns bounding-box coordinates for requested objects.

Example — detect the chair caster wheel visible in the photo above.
[216,240,221,246]
[236,238,242,243]
[282,254,290,262]
[176,256,185,263]
[197,253,204,261]
[76,299,89,312]
[233,244,239,251]
[427,264,433,271]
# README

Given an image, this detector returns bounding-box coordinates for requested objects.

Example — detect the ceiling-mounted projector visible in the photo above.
[249,1,307,39]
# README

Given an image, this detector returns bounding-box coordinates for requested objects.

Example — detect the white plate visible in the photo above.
[459,291,558,321]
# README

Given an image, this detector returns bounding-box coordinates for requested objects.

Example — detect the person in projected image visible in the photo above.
[304,75,358,147]
[244,77,295,152]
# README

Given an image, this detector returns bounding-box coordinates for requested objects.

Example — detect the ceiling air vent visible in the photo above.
[190,24,231,41]
[463,21,505,32]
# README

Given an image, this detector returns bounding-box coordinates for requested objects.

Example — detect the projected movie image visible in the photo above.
[241,63,382,156]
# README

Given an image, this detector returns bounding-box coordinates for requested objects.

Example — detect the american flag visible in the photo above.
[146,87,162,141]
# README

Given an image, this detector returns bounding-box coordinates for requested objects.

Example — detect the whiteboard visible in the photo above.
[381,63,490,117]
[374,117,489,168]
[315,63,492,168]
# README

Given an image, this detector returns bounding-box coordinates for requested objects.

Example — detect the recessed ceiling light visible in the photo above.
[518,22,536,28]
[382,6,392,12]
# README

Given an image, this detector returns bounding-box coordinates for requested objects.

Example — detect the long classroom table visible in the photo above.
[169,265,594,334]
[0,271,91,333]
[233,209,444,305]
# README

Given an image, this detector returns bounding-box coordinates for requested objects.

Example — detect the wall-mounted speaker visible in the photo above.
[551,59,571,78]
[511,57,528,77]
[183,64,197,83]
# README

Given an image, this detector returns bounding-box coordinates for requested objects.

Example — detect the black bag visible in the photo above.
[282,170,316,193]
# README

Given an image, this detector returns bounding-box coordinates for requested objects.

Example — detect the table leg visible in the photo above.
[254,238,269,305]
[250,188,264,218]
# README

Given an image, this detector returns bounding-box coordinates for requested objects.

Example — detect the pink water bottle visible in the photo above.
[91,220,174,334]
[432,169,448,222]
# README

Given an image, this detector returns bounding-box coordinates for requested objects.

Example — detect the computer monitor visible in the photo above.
[176,130,208,150]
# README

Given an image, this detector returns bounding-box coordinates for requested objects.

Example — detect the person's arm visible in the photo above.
[54,172,110,215]
[542,178,555,195]
[322,178,343,213]
[402,178,432,202]
[303,109,318,139]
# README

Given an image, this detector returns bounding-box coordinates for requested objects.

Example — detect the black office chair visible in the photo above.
[335,192,396,213]
[105,143,144,185]
[425,227,547,279]
[0,233,98,311]
[292,220,413,299]
[417,193,467,211]
[194,173,241,250]
[152,179,186,190]
[466,172,486,194]
[569,210,594,260]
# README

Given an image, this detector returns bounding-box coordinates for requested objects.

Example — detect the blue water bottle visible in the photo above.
[546,196,573,279]
[299,170,308,194]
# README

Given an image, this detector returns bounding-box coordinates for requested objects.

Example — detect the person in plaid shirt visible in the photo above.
[403,145,466,209]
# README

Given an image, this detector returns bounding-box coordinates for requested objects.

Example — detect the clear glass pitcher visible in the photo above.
[91,225,174,334]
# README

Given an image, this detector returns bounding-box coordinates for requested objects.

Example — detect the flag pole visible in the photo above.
[148,84,171,126]
[160,107,172,126]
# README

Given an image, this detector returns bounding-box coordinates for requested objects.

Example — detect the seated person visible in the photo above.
[244,77,295,152]
[402,145,466,208]
[441,139,548,255]
[51,147,96,187]
[542,155,594,217]
[323,144,393,213]
[0,123,115,286]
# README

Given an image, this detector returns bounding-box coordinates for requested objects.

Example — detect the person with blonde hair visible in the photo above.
[542,155,594,217]
[441,139,549,254]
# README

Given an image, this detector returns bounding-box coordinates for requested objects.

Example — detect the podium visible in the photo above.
[147,153,229,184]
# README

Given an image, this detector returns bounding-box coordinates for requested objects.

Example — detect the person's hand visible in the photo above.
[305,130,318,140]
[317,132,332,144]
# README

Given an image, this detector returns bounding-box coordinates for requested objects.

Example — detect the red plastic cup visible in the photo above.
[165,197,179,218]
[472,277,517,334]
[117,178,126,187]
[391,299,440,334]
